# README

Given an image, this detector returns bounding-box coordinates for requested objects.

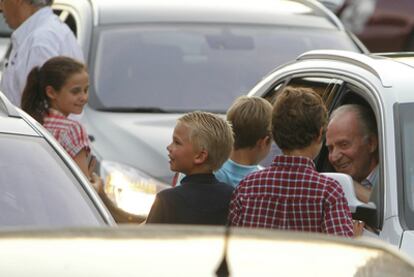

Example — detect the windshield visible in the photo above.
[90,24,359,113]
[397,103,414,229]
[0,134,104,227]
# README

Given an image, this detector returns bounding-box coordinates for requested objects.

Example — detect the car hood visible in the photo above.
[80,106,179,185]
[1,226,413,277]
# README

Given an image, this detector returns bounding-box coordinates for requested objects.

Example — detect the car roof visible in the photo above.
[292,50,414,87]
[248,50,414,104]
[372,52,414,68]
[89,0,342,29]
[1,225,413,276]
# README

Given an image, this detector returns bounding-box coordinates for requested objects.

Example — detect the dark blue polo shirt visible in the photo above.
[146,174,234,225]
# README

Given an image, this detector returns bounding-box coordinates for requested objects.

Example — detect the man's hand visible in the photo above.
[353,180,372,203]
[353,220,365,237]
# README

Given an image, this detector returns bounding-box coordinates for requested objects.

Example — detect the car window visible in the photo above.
[318,84,384,231]
[395,103,414,229]
[90,23,359,113]
[260,76,343,167]
[263,76,343,105]
[260,76,385,232]
[0,134,104,227]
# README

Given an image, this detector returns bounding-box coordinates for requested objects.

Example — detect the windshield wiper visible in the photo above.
[97,107,168,113]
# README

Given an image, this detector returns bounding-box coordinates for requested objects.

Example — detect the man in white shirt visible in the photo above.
[0,0,84,107]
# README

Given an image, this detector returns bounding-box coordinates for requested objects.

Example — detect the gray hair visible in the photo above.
[26,0,53,7]
[330,104,377,138]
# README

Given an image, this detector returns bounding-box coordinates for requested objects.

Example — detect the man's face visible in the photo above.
[325,111,377,182]
[1,0,21,30]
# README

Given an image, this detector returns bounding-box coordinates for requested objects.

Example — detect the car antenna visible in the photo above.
[215,222,231,277]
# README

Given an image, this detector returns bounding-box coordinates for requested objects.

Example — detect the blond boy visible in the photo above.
[146,111,234,225]
[215,96,273,187]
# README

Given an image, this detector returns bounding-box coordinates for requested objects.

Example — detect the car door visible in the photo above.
[52,0,93,61]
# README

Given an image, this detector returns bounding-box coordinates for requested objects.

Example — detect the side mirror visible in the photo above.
[321,172,377,230]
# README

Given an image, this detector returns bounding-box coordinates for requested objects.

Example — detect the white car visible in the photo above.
[248,49,414,259]
[1,225,414,276]
[0,92,114,227]
[50,0,367,222]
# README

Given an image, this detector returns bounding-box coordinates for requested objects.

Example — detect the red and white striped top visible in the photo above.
[43,109,90,158]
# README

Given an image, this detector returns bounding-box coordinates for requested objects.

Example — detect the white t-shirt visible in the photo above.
[1,6,84,107]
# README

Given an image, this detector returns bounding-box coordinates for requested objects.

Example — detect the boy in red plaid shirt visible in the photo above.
[228,87,354,237]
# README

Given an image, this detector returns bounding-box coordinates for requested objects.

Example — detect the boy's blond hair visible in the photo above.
[178,111,234,171]
[227,96,273,150]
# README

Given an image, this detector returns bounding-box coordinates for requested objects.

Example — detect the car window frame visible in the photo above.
[261,72,385,232]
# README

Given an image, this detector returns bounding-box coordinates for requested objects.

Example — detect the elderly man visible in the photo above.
[325,104,379,203]
[0,0,83,106]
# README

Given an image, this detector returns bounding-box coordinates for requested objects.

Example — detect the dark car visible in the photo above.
[359,0,414,52]
[322,0,414,52]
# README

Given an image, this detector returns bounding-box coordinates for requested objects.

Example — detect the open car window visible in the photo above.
[261,75,384,231]
[318,83,384,232]
[260,76,343,167]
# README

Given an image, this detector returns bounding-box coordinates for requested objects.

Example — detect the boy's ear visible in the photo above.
[45,85,58,100]
[193,149,208,165]
[263,135,272,146]
[316,127,324,143]
[256,135,271,149]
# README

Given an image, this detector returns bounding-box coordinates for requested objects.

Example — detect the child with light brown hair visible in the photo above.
[215,96,273,187]
[146,111,234,225]
[21,56,100,189]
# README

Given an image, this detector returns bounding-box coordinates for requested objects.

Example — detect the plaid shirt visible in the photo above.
[43,109,90,158]
[229,155,354,237]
